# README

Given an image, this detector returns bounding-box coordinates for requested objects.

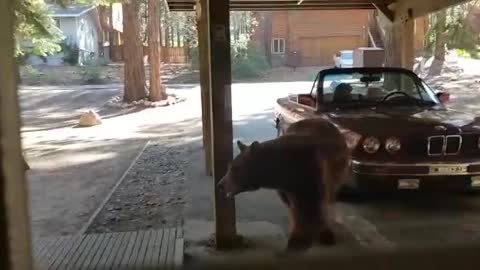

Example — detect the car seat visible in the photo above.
[333,83,353,103]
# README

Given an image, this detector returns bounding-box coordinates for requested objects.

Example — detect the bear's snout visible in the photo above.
[217,181,226,193]
[217,175,238,197]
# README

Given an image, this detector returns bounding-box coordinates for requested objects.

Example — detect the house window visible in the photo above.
[54,18,60,28]
[272,38,285,54]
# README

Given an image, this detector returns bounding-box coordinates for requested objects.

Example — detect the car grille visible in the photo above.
[427,135,462,156]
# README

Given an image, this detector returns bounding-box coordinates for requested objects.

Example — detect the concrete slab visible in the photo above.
[184,219,286,257]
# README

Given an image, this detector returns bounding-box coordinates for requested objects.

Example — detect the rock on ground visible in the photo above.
[78,110,102,126]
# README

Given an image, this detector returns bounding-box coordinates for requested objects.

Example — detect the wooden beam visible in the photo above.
[168,0,396,11]
[196,0,213,177]
[394,0,469,22]
[199,0,237,249]
[373,1,394,22]
[0,0,33,269]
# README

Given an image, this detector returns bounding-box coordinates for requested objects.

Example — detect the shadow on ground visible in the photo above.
[19,86,149,132]
[28,136,150,238]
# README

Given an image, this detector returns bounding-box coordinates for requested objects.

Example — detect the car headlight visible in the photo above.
[385,137,401,154]
[363,137,380,153]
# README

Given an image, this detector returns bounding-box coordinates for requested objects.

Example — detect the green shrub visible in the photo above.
[93,56,111,66]
[231,44,269,80]
[23,65,42,84]
[61,42,79,65]
[77,58,106,84]
[188,42,269,79]
[455,48,480,59]
[189,47,199,70]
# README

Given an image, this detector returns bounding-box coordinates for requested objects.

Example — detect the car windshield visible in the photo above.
[320,70,439,107]
[341,52,353,60]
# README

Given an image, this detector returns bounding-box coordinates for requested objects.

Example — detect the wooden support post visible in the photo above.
[0,0,33,269]
[209,0,237,249]
[198,0,237,249]
[401,18,415,70]
[197,0,213,176]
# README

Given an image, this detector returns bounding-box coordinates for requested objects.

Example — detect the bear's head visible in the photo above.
[217,140,261,197]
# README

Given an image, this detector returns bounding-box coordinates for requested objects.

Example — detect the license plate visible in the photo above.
[398,179,420,190]
[471,176,480,188]
[429,165,467,175]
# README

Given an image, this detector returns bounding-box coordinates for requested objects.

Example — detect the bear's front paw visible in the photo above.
[316,229,336,246]
[286,235,313,252]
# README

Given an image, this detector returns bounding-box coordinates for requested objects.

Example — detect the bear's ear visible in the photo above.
[237,140,248,153]
[250,141,260,152]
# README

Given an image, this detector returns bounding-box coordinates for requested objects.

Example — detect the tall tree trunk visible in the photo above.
[381,23,402,67]
[434,10,447,61]
[122,1,146,102]
[263,12,272,66]
[378,14,401,89]
[147,0,167,101]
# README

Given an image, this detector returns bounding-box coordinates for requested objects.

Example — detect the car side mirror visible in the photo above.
[436,91,450,104]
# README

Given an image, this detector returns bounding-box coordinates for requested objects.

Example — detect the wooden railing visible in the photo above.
[109,45,189,63]
[161,47,189,63]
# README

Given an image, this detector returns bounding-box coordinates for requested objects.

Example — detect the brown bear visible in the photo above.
[217,117,350,251]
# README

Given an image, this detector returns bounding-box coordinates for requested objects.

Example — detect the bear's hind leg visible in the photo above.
[314,203,336,246]
[286,197,317,251]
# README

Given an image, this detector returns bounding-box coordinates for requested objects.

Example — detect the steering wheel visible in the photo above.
[379,91,412,103]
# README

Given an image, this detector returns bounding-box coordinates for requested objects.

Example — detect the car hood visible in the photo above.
[327,106,480,136]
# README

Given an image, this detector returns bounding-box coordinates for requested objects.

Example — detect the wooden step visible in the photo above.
[33,227,184,270]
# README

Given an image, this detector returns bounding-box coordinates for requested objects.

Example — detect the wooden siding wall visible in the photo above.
[288,10,369,41]
[254,9,428,66]
[264,10,371,66]
[271,11,289,39]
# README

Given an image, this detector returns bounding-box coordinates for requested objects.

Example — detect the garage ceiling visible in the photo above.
[166,0,396,11]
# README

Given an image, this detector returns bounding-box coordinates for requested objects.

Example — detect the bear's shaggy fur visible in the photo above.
[217,118,350,251]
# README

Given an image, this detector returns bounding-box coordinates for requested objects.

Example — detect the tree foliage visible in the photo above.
[230,11,258,57]
[426,1,480,59]
[15,0,65,57]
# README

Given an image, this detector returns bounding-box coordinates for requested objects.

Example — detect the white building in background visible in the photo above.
[26,4,106,65]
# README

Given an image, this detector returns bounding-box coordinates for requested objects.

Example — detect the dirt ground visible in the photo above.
[22,84,201,238]
[85,139,190,233]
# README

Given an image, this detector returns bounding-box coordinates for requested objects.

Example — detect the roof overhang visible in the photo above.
[166,0,395,11]
[50,5,96,18]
